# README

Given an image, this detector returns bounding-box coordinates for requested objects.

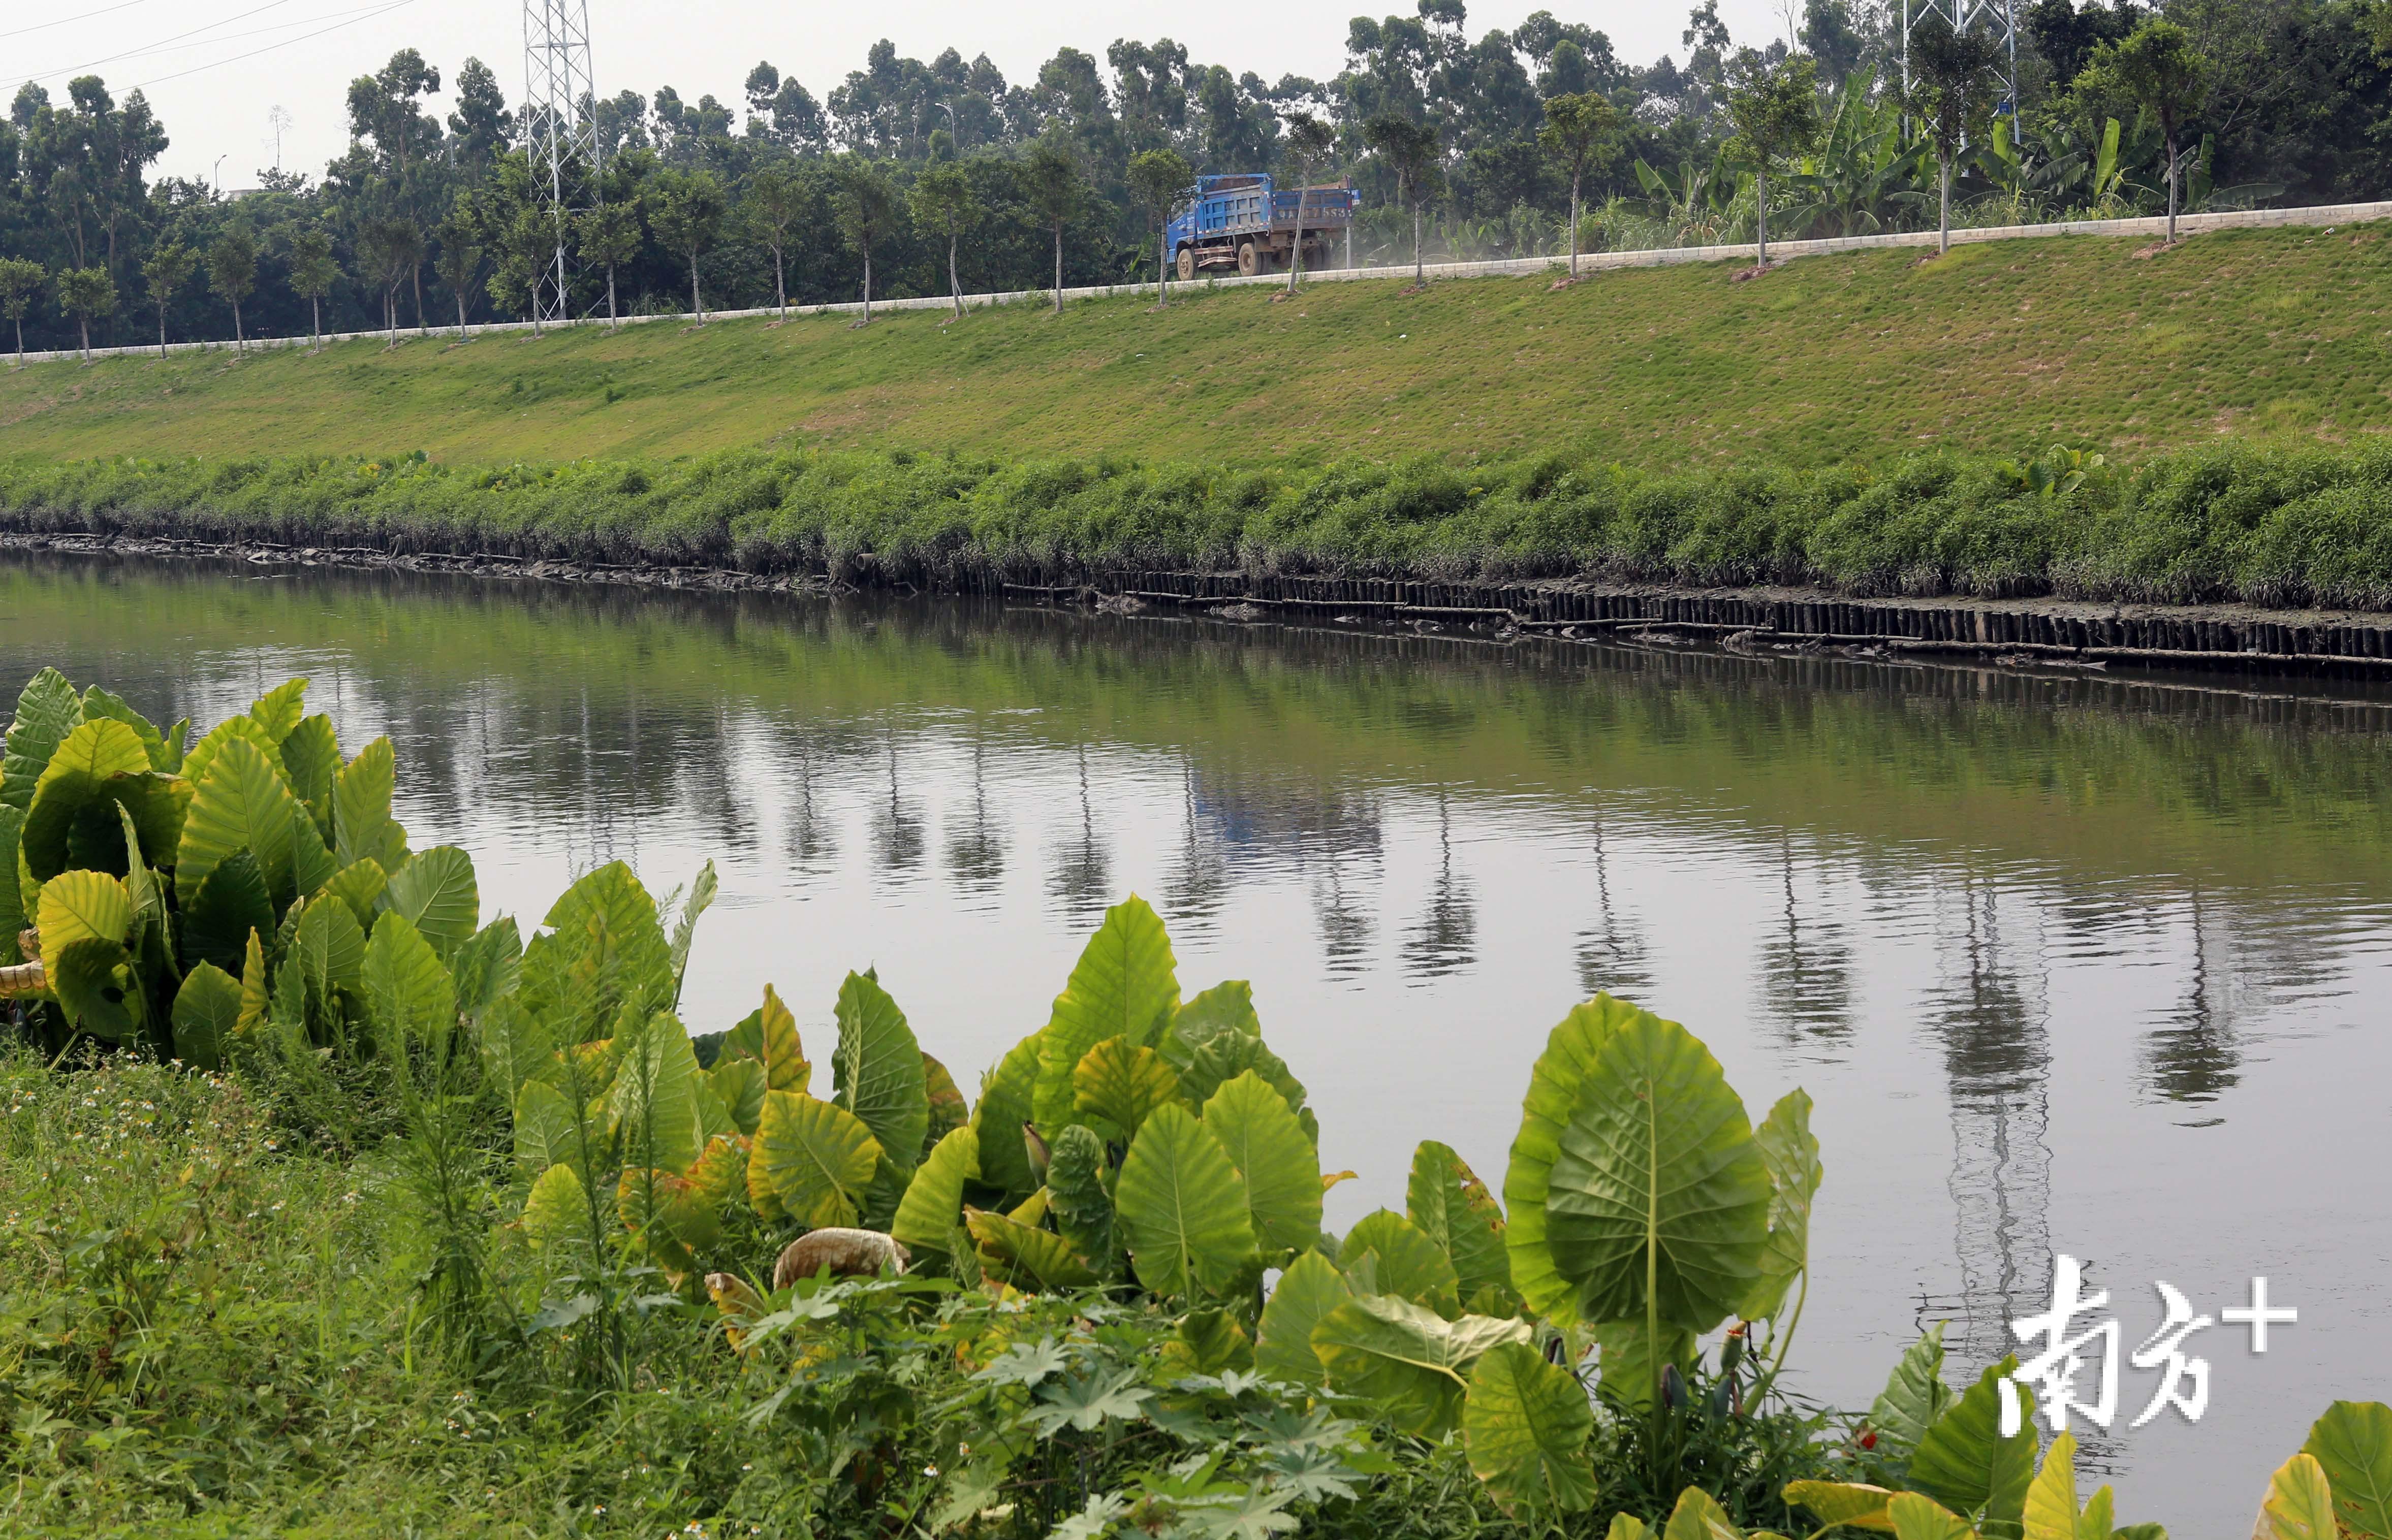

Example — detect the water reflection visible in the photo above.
[4,553,2388,1521]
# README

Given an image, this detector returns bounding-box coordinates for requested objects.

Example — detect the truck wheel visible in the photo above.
[1176,247,1196,282]
[1237,241,1260,277]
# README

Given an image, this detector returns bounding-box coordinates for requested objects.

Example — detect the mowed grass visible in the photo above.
[5,223,2390,469]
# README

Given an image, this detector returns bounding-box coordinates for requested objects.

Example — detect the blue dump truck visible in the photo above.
[1167,174,1362,279]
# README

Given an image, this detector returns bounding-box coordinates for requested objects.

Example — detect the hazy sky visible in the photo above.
[14,0,1792,187]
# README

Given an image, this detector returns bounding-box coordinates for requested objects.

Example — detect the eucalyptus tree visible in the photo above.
[1363,113,1442,285]
[0,260,41,366]
[2087,19,2209,244]
[1281,111,1337,293]
[907,160,981,319]
[1126,146,1194,304]
[1021,132,1084,316]
[139,241,195,358]
[1538,91,1623,278]
[357,217,423,341]
[743,162,808,317]
[645,167,728,321]
[55,267,116,361]
[575,203,642,328]
[1897,17,2002,255]
[831,154,898,325]
[431,199,480,338]
[206,229,259,352]
[1723,52,1822,265]
[283,227,338,349]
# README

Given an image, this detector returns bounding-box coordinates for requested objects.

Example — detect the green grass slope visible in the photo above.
[4,224,2390,469]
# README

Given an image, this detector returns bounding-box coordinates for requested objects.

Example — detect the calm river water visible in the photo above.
[6,551,2387,1531]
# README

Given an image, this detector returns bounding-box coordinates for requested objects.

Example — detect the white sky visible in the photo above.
[14,0,1792,188]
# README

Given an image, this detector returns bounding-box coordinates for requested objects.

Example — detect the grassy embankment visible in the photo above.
[9,225,2392,607]
[6,224,2392,469]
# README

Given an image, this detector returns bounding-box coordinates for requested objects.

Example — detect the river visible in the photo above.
[6,550,2387,1531]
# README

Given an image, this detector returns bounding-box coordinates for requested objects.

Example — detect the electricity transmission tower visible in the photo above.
[521,0,600,324]
[1901,0,2022,118]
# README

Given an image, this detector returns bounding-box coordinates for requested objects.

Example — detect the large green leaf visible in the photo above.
[170,961,243,1068]
[973,1031,1044,1201]
[610,1012,718,1176]
[3,668,84,810]
[1784,1482,1897,1533]
[723,983,811,1092]
[79,687,168,769]
[279,714,340,837]
[667,859,716,1005]
[708,1057,767,1136]
[521,860,673,1037]
[893,1124,981,1256]
[1309,1293,1530,1437]
[513,1078,585,1178]
[177,716,284,816]
[965,1206,1099,1291]
[1909,1358,2036,1536]
[179,850,274,974]
[1045,1123,1117,1265]
[0,806,24,961]
[2022,1431,2078,1540]
[922,1051,969,1152]
[1545,1005,1770,1333]
[2257,1453,2341,1540]
[748,1089,882,1228]
[1344,1209,1463,1317]
[248,678,310,746]
[1180,1029,1315,1142]
[1200,1070,1321,1255]
[451,916,521,1024]
[362,910,457,1048]
[384,846,478,959]
[1073,1036,1186,1141]
[833,969,930,1174]
[1885,1493,1977,1540]
[175,736,301,907]
[2305,1400,2392,1539]
[1255,1249,1351,1388]
[1034,894,1179,1135]
[1662,1487,1754,1540]
[289,803,337,899]
[292,896,366,1002]
[1464,1340,1598,1519]
[1408,1139,1514,1308]
[332,737,410,873]
[37,868,133,972]
[21,719,163,880]
[520,1161,593,1253]
[1164,978,1260,1066]
[50,936,143,1040]
[1114,1101,1255,1299]
[1870,1324,1959,1457]
[1503,996,1639,1327]
[317,857,389,933]
[1592,1319,1698,1413]
[1741,1088,1823,1322]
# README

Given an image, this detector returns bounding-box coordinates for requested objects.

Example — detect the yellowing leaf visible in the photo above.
[1782,1481,1896,1532]
[522,1162,591,1252]
[2023,1431,2079,1540]
[36,868,133,975]
[1201,1069,1321,1255]
[893,1124,980,1256]
[2257,1453,2340,1540]
[1034,894,1178,1135]
[1072,1036,1186,1140]
[748,1089,882,1228]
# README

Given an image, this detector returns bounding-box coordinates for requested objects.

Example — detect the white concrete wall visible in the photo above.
[14,198,2391,368]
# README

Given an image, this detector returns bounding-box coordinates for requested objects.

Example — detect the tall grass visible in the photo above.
[9,443,2392,609]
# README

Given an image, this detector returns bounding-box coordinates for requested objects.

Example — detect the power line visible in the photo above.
[28,0,301,84]
[0,0,158,43]
[135,0,415,88]
[36,2,402,80]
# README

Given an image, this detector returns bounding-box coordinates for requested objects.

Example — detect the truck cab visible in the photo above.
[1166,173,1361,279]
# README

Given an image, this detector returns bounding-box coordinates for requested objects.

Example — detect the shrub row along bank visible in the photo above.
[10,443,2392,610]
[5,663,2390,1537]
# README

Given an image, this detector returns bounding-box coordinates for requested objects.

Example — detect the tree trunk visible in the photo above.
[1052,220,1064,316]
[233,299,244,353]
[1412,191,1424,285]
[12,317,21,367]
[455,288,466,339]
[690,249,704,323]
[863,247,873,325]
[1155,223,1167,307]
[79,316,90,361]
[1569,168,1582,279]
[157,305,168,359]
[607,265,618,329]
[952,232,964,318]
[1287,183,1307,295]
[414,264,427,335]
[1756,165,1770,266]
[312,296,322,350]
[2165,133,2180,244]
[387,287,398,344]
[1939,152,1952,255]
[775,244,788,318]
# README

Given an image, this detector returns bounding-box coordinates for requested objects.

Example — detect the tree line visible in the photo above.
[4,0,2390,357]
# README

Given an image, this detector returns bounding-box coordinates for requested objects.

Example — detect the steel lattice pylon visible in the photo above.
[1902,0,2022,123]
[522,0,599,324]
